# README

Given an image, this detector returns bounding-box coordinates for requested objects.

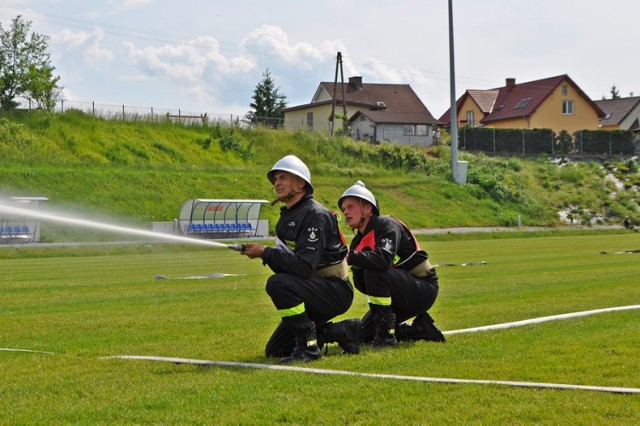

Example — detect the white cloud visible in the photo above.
[52,27,113,67]
[240,25,342,70]
[111,0,153,12]
[122,36,257,105]
[123,36,256,82]
[123,41,204,82]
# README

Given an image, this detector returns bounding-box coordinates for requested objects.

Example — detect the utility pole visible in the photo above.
[330,52,346,136]
[448,0,468,184]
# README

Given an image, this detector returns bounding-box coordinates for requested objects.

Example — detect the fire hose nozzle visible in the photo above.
[227,244,246,253]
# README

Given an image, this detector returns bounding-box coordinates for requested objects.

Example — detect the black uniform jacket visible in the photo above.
[348,215,428,272]
[262,195,347,278]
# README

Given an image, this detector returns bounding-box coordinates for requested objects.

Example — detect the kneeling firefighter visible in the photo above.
[338,181,446,348]
[240,155,361,363]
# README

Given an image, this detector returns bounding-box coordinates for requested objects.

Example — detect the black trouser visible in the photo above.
[264,273,353,357]
[354,267,439,342]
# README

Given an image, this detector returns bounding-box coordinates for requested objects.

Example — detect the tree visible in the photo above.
[610,84,620,100]
[0,15,61,110]
[245,68,287,128]
[555,129,573,158]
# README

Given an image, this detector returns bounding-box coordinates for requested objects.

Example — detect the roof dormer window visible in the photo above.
[514,97,532,110]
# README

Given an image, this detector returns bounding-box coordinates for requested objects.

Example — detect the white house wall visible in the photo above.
[351,116,433,146]
[620,103,640,130]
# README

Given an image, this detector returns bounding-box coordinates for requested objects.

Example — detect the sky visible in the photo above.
[1,0,639,120]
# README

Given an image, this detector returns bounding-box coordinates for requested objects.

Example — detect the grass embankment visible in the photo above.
[1,233,639,423]
[1,109,639,241]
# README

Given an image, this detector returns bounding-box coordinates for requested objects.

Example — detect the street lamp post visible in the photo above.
[448,0,468,185]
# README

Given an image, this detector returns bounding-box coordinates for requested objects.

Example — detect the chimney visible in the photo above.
[505,78,516,91]
[349,76,363,90]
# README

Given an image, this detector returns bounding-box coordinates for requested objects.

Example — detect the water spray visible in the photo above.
[0,203,244,250]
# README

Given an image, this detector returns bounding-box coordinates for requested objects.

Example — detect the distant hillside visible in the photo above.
[1,109,638,241]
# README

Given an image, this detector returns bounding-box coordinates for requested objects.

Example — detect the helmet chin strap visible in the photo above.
[271,187,304,206]
[350,200,372,230]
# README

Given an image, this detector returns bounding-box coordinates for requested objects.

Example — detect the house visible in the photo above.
[439,75,605,135]
[594,96,640,133]
[282,76,439,146]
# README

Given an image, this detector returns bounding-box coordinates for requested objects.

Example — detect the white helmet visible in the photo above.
[267,155,313,194]
[338,180,379,214]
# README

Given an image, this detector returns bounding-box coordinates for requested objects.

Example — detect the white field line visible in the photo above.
[102,355,640,394]
[441,304,640,336]
[0,348,57,355]
[7,305,639,394]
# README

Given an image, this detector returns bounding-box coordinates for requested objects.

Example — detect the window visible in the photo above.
[513,97,532,110]
[466,110,475,126]
[604,112,612,119]
[306,112,313,130]
[561,84,568,95]
[403,124,415,136]
[562,100,574,115]
[404,124,428,136]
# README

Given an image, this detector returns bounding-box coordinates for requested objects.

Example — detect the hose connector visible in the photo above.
[227,244,246,253]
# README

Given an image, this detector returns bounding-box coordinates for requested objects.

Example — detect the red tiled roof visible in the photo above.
[439,74,605,127]
[482,74,605,124]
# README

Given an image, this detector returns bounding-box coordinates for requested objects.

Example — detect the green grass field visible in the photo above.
[1,232,639,424]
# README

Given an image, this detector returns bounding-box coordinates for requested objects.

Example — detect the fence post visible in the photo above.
[493,129,496,153]
[522,130,525,156]
[609,133,612,155]
[122,105,125,122]
[92,101,95,117]
[60,99,64,113]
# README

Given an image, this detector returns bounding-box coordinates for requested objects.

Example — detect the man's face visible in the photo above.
[341,197,365,229]
[272,171,304,201]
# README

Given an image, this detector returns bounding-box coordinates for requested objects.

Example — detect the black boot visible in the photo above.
[371,308,398,349]
[322,319,362,354]
[279,320,322,364]
[410,312,446,343]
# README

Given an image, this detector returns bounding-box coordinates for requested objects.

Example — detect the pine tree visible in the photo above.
[245,68,287,128]
[610,84,620,100]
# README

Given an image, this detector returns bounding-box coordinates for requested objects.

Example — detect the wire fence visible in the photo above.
[17,98,283,128]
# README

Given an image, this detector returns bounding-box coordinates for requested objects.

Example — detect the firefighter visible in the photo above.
[240,155,360,363]
[338,180,446,348]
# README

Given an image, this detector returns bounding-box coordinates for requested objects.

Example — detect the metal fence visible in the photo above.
[460,127,637,156]
[16,98,282,128]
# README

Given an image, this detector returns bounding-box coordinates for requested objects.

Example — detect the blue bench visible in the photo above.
[186,222,254,236]
[0,225,32,241]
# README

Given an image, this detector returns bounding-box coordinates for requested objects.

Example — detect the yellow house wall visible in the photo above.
[284,103,353,133]
[489,117,530,129]
[458,97,484,127]
[529,83,600,133]
[485,81,600,134]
